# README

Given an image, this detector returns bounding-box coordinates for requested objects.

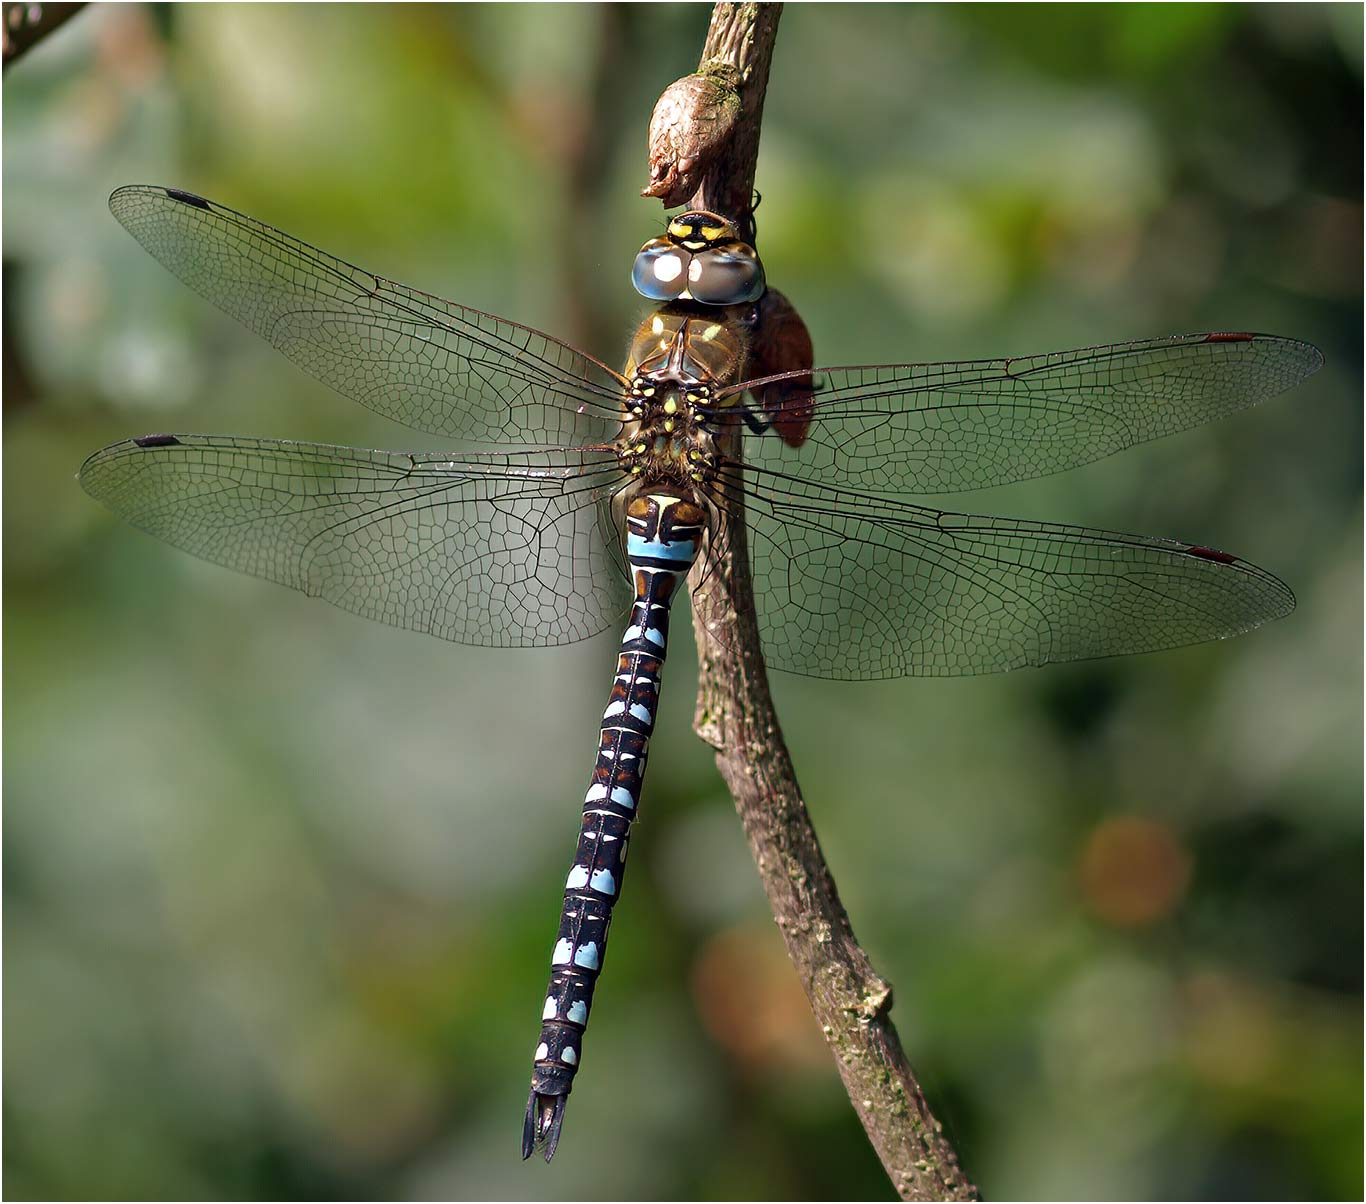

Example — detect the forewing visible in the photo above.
[109,186,627,445]
[723,466,1294,679]
[722,333,1321,494]
[80,435,629,647]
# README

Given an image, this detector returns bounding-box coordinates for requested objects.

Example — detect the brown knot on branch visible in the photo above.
[641,2,781,225]
[642,68,741,208]
[857,979,895,1024]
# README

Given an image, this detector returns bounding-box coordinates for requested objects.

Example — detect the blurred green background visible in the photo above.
[4,4,1361,1199]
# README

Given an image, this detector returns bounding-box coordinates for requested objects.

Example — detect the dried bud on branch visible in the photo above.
[642,67,741,207]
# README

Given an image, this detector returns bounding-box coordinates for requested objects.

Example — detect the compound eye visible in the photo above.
[632,239,690,300]
[688,245,766,305]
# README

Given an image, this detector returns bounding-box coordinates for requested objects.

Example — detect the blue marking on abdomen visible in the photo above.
[627,533,697,563]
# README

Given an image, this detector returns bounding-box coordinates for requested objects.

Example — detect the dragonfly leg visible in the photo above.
[738,402,772,436]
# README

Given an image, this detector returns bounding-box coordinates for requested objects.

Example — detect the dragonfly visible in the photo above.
[80,185,1321,1161]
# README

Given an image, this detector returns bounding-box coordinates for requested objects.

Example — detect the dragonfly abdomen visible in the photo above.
[523,489,705,1161]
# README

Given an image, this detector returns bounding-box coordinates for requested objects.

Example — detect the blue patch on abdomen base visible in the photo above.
[627,533,697,562]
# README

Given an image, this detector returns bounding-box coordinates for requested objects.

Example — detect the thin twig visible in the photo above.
[644,4,978,1198]
[2,2,82,70]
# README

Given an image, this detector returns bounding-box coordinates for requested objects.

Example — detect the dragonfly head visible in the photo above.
[666,210,735,250]
[632,210,765,306]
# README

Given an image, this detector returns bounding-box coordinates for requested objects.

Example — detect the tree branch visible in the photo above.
[2,3,82,71]
[644,5,978,1198]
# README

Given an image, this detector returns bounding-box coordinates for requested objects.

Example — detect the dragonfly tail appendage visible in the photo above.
[521,490,705,1161]
[522,1088,568,1161]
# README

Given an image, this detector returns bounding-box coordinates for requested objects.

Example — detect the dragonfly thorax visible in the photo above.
[618,307,750,487]
[626,309,749,386]
[618,373,717,487]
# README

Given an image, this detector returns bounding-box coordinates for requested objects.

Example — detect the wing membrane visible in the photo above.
[719,465,1294,679]
[109,186,627,445]
[81,435,629,647]
[721,333,1321,494]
